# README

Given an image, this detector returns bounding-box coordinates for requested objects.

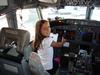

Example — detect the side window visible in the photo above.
[91,7,100,21]
[16,8,40,41]
[0,15,8,29]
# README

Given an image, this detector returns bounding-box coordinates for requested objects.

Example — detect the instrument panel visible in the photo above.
[50,19,100,43]
[50,19,100,75]
[50,19,100,54]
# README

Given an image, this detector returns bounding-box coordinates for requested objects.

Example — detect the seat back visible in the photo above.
[29,52,50,75]
[0,27,30,54]
[21,51,50,75]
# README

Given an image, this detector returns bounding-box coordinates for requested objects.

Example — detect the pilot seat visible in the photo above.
[0,27,30,75]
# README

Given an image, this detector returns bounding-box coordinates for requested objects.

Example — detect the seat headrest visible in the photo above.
[0,27,30,54]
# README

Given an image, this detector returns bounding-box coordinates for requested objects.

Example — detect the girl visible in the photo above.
[25,20,66,75]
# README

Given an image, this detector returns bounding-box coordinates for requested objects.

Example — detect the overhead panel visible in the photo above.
[60,0,93,6]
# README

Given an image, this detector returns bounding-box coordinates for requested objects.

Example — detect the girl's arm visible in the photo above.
[51,37,66,47]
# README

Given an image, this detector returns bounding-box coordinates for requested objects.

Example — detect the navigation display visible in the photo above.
[63,30,76,40]
[96,33,100,44]
[81,32,93,42]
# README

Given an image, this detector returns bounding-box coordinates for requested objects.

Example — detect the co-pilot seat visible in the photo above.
[0,27,30,75]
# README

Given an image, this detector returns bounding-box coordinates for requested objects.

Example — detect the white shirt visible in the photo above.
[38,37,53,70]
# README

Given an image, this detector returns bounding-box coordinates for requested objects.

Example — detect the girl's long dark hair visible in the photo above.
[33,20,48,52]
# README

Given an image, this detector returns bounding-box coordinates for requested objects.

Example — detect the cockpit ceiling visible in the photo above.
[0,0,100,15]
[1,0,100,7]
[16,0,100,8]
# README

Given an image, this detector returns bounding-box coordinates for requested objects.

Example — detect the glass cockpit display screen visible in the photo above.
[65,30,76,40]
[79,26,94,43]
[81,32,93,42]
[56,29,76,41]
[95,33,100,44]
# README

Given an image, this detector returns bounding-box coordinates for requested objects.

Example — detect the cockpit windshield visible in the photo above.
[41,6,87,20]
[0,15,8,29]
